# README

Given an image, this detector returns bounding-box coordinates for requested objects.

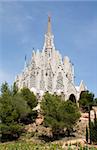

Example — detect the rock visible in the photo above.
[35,115,44,125]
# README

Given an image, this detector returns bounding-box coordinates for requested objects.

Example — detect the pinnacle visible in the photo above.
[47,15,51,34]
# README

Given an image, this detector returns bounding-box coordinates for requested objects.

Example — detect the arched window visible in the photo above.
[69,94,76,103]
[79,91,86,99]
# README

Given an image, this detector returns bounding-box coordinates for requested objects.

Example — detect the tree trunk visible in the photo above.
[67,128,70,137]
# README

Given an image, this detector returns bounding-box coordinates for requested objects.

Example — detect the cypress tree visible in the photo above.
[89,109,97,144]
[88,106,92,144]
[86,125,88,143]
[94,110,96,125]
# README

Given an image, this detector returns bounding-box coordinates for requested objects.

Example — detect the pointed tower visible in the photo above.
[43,16,55,56]
[24,55,27,69]
[79,80,87,93]
[47,16,52,35]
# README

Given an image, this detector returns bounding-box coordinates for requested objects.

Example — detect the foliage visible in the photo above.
[0,92,30,124]
[41,93,80,136]
[90,110,97,144]
[86,125,88,143]
[63,100,81,136]
[41,93,65,134]
[88,107,92,144]
[0,123,24,142]
[20,87,38,109]
[12,82,18,96]
[0,82,37,142]
[20,87,38,123]
[0,141,97,150]
[79,91,94,111]
[94,98,97,105]
[0,141,63,150]
[0,82,11,96]
[87,109,97,144]
[91,120,97,144]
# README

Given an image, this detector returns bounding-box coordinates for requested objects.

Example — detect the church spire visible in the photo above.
[24,55,27,69]
[47,16,51,34]
[43,16,55,51]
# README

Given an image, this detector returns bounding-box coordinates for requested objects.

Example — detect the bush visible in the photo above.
[0,123,24,142]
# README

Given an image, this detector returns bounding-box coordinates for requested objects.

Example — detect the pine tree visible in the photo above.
[1,82,11,95]
[0,82,31,142]
[12,82,18,96]
[41,93,81,137]
[79,91,94,112]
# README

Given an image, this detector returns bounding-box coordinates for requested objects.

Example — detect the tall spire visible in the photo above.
[47,15,51,34]
[43,16,55,51]
[24,55,27,69]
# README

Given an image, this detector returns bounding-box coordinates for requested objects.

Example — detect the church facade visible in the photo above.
[15,17,86,101]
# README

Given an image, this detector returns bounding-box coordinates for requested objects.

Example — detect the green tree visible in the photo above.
[41,93,81,137]
[12,82,18,96]
[94,98,97,106]
[91,110,97,144]
[0,82,30,142]
[20,87,37,109]
[63,100,81,136]
[91,121,97,144]
[86,125,88,143]
[20,87,38,123]
[79,91,94,111]
[13,93,30,121]
[1,82,11,96]
[41,93,63,135]
[88,106,92,144]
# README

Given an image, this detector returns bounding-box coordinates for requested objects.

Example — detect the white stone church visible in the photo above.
[15,17,86,102]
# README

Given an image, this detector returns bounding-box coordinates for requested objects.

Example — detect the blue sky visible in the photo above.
[0,1,97,97]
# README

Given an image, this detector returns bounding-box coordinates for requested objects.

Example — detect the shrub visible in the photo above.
[0,123,24,142]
